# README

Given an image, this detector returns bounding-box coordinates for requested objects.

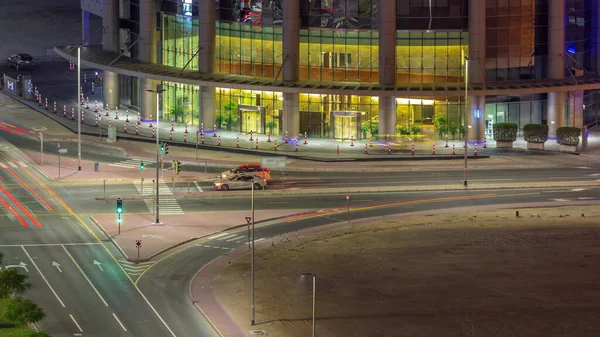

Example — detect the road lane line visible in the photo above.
[209,233,228,239]
[194,181,203,192]
[21,246,65,307]
[61,245,109,307]
[112,313,127,331]
[0,243,102,247]
[69,314,83,332]
[8,162,17,168]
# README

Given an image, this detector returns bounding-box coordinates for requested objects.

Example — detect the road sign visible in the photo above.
[246,216,252,224]
[136,240,142,247]
[261,156,286,169]
[58,149,67,154]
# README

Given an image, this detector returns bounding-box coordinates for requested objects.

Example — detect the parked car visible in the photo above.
[8,53,35,71]
[220,164,271,181]
[214,174,266,191]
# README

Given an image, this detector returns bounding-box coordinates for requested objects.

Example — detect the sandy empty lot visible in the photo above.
[215,205,600,337]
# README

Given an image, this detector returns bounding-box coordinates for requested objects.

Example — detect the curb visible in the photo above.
[89,215,129,260]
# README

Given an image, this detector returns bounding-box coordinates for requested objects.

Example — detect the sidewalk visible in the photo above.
[90,209,310,261]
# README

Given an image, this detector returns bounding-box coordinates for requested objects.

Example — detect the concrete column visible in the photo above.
[378,0,396,86]
[548,0,565,80]
[467,96,485,143]
[139,79,159,119]
[282,92,299,138]
[200,87,215,129]
[138,0,158,64]
[198,0,216,73]
[282,0,300,81]
[82,10,91,44]
[103,71,119,109]
[102,0,120,108]
[468,0,486,84]
[569,91,584,128]
[547,92,565,138]
[378,96,396,138]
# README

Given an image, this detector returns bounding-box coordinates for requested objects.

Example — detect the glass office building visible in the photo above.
[69,0,600,141]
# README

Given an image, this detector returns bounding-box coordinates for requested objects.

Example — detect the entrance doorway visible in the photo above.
[238,105,266,134]
[330,111,363,140]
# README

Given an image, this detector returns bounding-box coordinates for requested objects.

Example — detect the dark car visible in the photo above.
[8,53,35,71]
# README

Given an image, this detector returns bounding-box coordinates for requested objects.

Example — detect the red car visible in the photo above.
[220,164,271,181]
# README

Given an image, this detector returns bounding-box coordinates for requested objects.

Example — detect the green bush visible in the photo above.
[492,122,518,142]
[556,127,581,146]
[523,124,548,143]
[0,320,16,328]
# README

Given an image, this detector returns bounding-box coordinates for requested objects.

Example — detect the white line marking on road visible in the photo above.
[112,313,127,332]
[551,198,570,202]
[69,314,83,332]
[52,261,62,273]
[220,234,237,240]
[4,262,28,272]
[266,201,289,204]
[0,243,102,247]
[221,247,230,250]
[571,188,585,192]
[93,260,104,272]
[254,238,265,243]
[18,161,27,167]
[496,192,541,198]
[194,181,203,192]
[22,246,65,307]
[209,233,228,239]
[8,161,17,168]
[61,245,109,307]
[589,173,600,176]
[577,197,597,200]
[226,235,244,242]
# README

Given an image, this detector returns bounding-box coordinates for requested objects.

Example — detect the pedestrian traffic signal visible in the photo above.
[140,161,144,170]
[160,143,165,152]
[175,160,181,175]
[116,198,123,214]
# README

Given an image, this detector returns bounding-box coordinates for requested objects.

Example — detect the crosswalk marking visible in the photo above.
[132,179,184,215]
[110,158,156,169]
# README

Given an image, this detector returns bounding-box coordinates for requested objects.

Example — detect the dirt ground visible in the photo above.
[214,206,600,337]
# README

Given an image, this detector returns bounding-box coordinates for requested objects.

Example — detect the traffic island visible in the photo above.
[202,204,600,337]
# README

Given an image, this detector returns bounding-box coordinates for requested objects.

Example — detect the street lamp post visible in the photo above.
[250,181,256,325]
[77,47,82,171]
[301,273,316,337]
[147,88,164,224]
[464,56,469,187]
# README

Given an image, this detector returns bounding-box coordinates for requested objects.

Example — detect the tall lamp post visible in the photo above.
[250,181,256,325]
[463,56,469,187]
[77,47,82,171]
[301,273,316,337]
[146,87,164,224]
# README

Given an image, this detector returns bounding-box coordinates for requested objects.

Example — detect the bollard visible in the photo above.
[217,135,221,146]
[53,101,57,113]
[213,124,217,137]
[411,142,415,156]
[388,143,391,155]
[184,133,187,143]
[81,113,84,123]
[85,97,89,109]
[95,115,98,127]
[267,133,271,142]
[483,139,487,149]
[152,126,155,138]
[169,130,173,140]
[516,210,519,217]
[350,135,355,147]
[445,135,449,148]
[44,98,48,110]
[123,123,127,133]
[105,106,109,117]
[185,123,188,134]
[38,95,42,106]
[108,120,112,128]
[337,145,340,155]
[295,141,299,152]
[474,144,478,156]
[71,107,75,120]
[274,140,278,151]
[452,143,456,155]
[304,131,308,145]
[255,138,259,149]
[285,130,289,144]
[94,101,98,112]
[249,130,253,141]
[236,136,240,148]
[63,105,67,118]
[432,143,436,155]
[135,124,139,135]
[170,122,174,132]
[201,133,205,144]
[125,111,129,123]
[200,122,204,135]
[114,109,119,120]
[91,82,95,94]
[149,121,153,128]
[364,143,368,154]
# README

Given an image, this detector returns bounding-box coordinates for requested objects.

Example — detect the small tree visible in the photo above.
[493,122,518,142]
[556,126,581,146]
[169,105,185,123]
[523,124,548,143]
[5,297,45,337]
[0,269,31,317]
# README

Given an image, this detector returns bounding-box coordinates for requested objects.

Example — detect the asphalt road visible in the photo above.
[0,138,175,337]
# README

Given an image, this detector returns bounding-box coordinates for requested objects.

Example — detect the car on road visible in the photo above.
[220,164,271,181]
[214,173,266,191]
[7,53,35,71]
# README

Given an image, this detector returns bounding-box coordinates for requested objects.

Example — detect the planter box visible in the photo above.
[559,144,578,153]
[527,142,545,150]
[496,140,514,148]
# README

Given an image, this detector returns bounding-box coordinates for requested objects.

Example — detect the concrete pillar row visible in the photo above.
[198,0,216,73]
[138,0,158,64]
[200,87,215,130]
[547,92,566,138]
[282,92,300,138]
[102,0,120,109]
[378,96,396,138]
[82,10,91,44]
[282,0,300,82]
[139,79,159,120]
[468,0,486,84]
[569,91,584,128]
[467,96,486,143]
[378,0,396,86]
[102,71,119,109]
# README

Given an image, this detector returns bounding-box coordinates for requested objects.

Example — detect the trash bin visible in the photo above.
[94,162,99,172]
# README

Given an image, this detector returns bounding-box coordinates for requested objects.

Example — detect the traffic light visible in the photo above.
[160,143,165,152]
[164,143,169,155]
[176,160,181,175]
[140,161,144,171]
[116,198,123,214]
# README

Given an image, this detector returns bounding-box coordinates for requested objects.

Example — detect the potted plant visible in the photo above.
[323,123,331,138]
[361,121,371,139]
[266,119,277,135]
[169,105,185,123]
[448,123,458,140]
[523,124,548,150]
[222,101,237,130]
[556,126,581,152]
[434,116,448,140]
[493,122,518,148]
[370,123,379,138]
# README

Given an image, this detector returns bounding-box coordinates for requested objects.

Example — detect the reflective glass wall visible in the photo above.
[162,82,200,125]
[484,95,545,137]
[161,14,199,70]
[566,0,592,73]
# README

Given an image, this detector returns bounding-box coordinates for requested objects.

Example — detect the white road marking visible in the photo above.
[226,235,244,242]
[194,181,203,192]
[112,313,127,331]
[93,260,104,272]
[52,261,62,273]
[209,233,228,239]
[589,173,600,176]
[8,161,17,168]
[571,188,585,192]
[577,197,597,200]
[220,234,237,240]
[4,262,28,272]
[69,314,83,332]
[22,246,65,307]
[62,245,109,306]
[18,161,27,167]
[0,243,101,247]
[254,238,265,243]
[551,198,569,202]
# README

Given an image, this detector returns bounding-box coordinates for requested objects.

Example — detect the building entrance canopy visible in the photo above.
[54,46,600,97]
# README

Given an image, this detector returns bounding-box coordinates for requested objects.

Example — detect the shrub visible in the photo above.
[523,124,548,143]
[492,122,518,141]
[556,127,581,146]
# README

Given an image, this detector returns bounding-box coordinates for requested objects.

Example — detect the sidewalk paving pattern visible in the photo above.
[132,179,184,215]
